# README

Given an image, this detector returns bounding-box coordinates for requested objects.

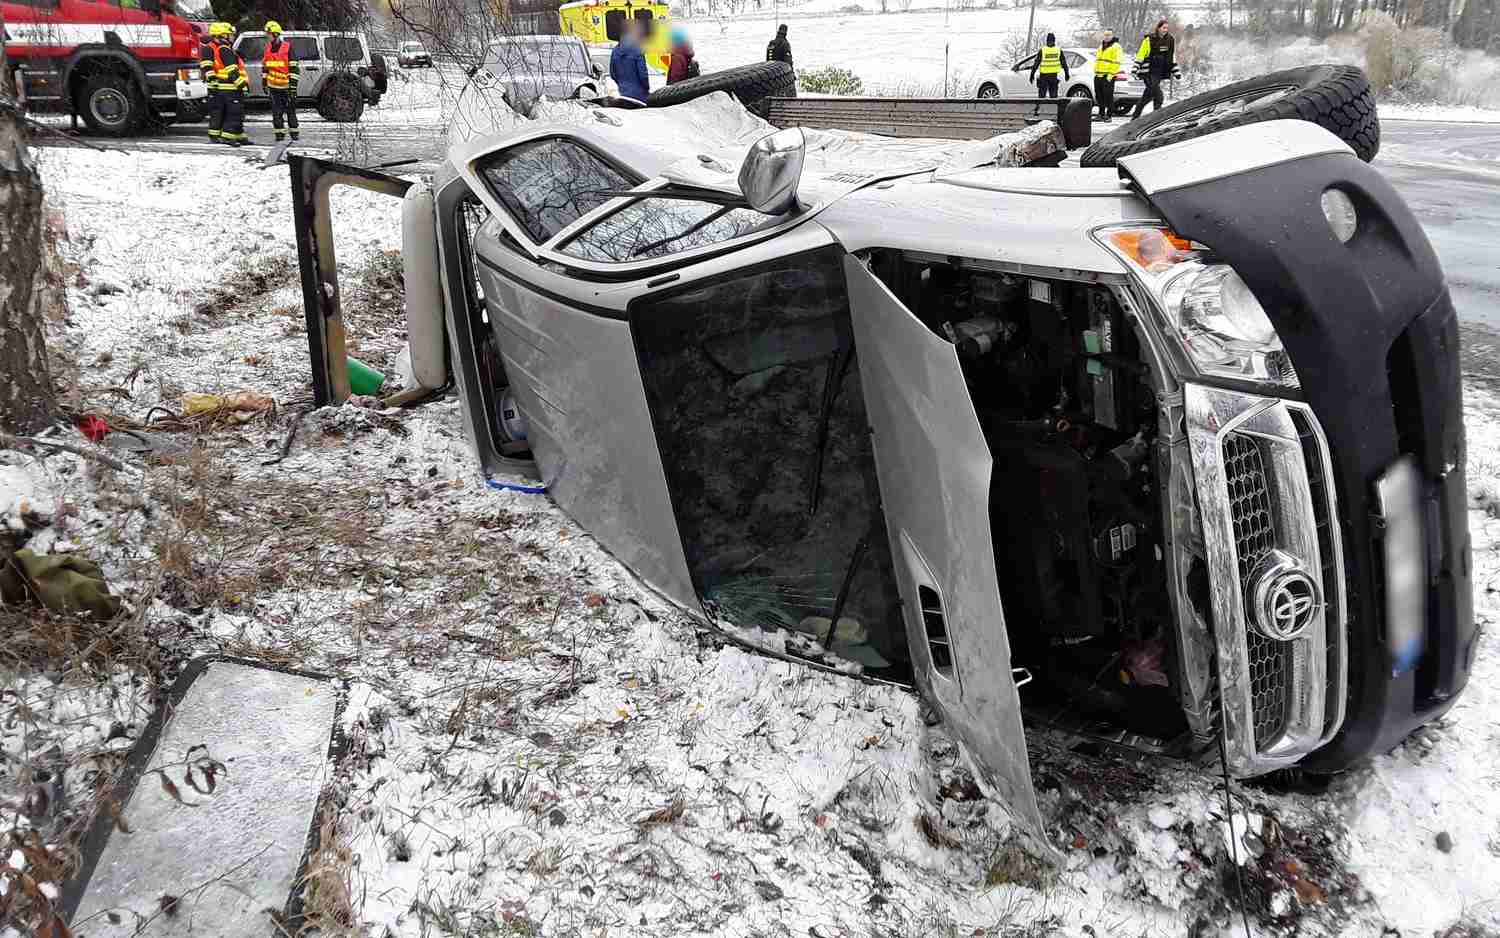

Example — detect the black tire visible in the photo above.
[647,61,795,118]
[317,74,366,122]
[1079,65,1378,168]
[77,70,147,136]
[977,81,1000,99]
[1067,84,1092,100]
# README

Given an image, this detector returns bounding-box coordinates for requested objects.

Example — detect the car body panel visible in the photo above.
[472,220,700,609]
[816,168,1148,280]
[845,255,1046,841]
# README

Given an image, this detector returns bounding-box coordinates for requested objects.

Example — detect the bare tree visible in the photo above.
[0,8,57,435]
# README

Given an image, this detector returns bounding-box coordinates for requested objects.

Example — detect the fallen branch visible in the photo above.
[0,431,135,473]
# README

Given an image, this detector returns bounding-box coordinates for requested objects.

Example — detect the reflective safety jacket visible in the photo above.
[1094,41,1121,78]
[1038,45,1063,75]
[263,37,300,91]
[210,40,248,93]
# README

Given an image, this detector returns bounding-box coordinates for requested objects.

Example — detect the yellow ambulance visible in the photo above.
[558,0,673,74]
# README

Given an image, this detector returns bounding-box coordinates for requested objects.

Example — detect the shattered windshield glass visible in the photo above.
[478,138,632,244]
[560,198,780,262]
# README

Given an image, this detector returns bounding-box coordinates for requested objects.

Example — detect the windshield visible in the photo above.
[485,40,589,76]
[560,197,781,263]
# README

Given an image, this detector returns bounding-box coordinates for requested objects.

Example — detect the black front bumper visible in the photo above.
[1148,150,1475,769]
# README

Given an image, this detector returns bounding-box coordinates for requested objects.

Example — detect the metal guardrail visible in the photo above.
[766,96,1093,150]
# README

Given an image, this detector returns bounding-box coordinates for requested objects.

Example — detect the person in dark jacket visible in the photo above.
[667,26,697,84]
[766,24,792,67]
[1130,19,1179,119]
[610,20,651,102]
[1028,32,1069,100]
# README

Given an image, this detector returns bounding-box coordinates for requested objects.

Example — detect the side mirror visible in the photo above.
[592,63,604,78]
[140,0,162,13]
[738,127,805,215]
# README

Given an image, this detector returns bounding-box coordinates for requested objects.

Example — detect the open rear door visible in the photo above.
[844,256,1046,842]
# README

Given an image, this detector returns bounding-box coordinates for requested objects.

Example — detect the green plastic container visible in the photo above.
[347,356,386,397]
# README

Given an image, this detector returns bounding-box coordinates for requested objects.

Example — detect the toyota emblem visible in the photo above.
[1248,551,1322,641]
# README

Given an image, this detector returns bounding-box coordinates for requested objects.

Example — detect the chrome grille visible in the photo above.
[1224,433,1290,746]
[1291,410,1347,741]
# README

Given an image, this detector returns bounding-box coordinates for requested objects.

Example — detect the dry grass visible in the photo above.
[296,809,363,936]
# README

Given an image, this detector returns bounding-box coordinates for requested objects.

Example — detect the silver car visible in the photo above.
[473,35,603,114]
[975,46,1147,114]
[234,30,386,122]
[292,69,1471,841]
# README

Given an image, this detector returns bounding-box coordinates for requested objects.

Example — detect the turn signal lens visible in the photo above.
[1106,228,1200,273]
[1321,188,1358,243]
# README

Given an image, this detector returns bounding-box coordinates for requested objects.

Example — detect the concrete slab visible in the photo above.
[64,658,339,936]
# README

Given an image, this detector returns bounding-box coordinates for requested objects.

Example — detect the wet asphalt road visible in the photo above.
[33,113,1500,368]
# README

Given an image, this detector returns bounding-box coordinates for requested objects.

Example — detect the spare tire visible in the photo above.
[317,73,366,122]
[1079,65,1378,168]
[647,61,796,118]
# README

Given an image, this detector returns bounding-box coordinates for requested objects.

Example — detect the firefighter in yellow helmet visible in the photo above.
[203,22,249,145]
[263,21,301,143]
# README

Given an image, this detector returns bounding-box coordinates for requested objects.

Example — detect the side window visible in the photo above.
[604,9,625,40]
[238,36,267,61]
[634,8,654,35]
[631,248,904,671]
[323,36,364,62]
[1065,51,1085,68]
[290,37,321,61]
[1012,53,1037,72]
[476,138,631,244]
[560,197,778,263]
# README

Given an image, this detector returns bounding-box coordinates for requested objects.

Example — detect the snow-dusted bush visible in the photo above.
[799,65,866,94]
[1183,20,1500,105]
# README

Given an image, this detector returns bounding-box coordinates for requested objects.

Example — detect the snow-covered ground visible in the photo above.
[2,121,1498,938]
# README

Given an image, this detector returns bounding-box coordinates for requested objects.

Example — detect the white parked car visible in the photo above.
[974,47,1146,114]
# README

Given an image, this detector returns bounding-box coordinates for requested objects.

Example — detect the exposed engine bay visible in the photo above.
[867,251,1187,742]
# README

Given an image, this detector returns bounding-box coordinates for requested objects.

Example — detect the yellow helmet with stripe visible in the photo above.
[208,22,233,37]
[265,20,283,34]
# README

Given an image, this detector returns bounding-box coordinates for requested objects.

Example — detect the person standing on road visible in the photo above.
[1093,31,1122,122]
[1029,33,1069,100]
[262,21,301,144]
[200,26,222,143]
[204,22,248,146]
[667,26,697,84]
[766,24,793,68]
[610,20,650,103]
[1131,18,1179,120]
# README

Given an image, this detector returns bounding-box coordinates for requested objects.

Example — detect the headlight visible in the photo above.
[178,68,203,81]
[1100,226,1298,387]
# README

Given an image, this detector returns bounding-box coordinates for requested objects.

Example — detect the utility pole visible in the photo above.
[1025,0,1037,49]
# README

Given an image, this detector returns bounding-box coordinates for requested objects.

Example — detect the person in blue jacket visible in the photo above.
[610,21,651,102]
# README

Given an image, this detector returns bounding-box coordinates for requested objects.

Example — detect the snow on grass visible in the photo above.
[4,141,1498,937]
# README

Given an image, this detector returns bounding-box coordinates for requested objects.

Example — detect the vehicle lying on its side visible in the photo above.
[292,66,1473,840]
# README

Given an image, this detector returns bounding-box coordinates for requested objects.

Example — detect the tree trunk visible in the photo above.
[0,12,58,436]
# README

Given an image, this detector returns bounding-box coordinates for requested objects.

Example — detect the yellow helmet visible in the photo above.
[265,20,283,34]
[208,21,233,37]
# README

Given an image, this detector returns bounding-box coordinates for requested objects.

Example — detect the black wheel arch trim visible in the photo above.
[1141,150,1473,769]
[62,47,152,101]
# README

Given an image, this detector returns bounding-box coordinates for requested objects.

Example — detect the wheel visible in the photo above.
[77,70,147,136]
[646,61,795,118]
[1067,85,1092,100]
[1079,65,1378,168]
[368,53,388,94]
[977,82,1000,99]
[317,75,366,122]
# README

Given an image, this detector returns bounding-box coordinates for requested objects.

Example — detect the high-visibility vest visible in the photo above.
[211,42,247,92]
[263,38,299,91]
[1095,43,1121,77]
[1136,36,1152,62]
[1038,45,1062,75]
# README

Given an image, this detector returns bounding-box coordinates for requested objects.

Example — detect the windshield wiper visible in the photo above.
[629,204,736,258]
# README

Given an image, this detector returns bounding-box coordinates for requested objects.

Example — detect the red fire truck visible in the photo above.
[2,0,209,135]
